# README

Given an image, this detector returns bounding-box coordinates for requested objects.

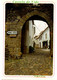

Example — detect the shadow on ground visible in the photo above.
[5,49,53,75]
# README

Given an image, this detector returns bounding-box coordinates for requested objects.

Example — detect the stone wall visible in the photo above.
[5,22,22,58]
[5,4,53,58]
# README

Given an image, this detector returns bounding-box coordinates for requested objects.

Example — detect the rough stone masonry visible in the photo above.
[5,3,53,59]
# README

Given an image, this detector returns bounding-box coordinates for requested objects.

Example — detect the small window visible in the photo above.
[45,33,47,39]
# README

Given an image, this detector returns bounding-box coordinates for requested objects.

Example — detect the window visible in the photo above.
[45,33,47,39]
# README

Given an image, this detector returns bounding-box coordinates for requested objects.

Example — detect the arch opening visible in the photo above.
[21,15,50,54]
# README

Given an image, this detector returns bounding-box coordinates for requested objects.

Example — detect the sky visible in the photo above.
[34,20,48,36]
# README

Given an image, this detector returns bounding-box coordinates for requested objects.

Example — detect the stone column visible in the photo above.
[17,26,22,57]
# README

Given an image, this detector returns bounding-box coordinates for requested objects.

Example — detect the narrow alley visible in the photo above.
[5,49,52,75]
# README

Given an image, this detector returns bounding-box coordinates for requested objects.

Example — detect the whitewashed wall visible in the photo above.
[29,20,35,47]
[40,27,50,48]
[36,27,50,48]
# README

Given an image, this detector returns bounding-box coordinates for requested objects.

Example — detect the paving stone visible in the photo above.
[5,49,52,75]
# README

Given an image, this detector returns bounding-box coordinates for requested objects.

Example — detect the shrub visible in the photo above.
[29,46,34,53]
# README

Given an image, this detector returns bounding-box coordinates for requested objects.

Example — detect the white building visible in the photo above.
[35,27,50,49]
[21,20,35,53]
[29,20,35,47]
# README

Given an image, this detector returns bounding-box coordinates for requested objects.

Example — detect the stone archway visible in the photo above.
[17,10,53,56]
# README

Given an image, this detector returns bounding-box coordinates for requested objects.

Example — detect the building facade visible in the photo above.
[35,27,50,49]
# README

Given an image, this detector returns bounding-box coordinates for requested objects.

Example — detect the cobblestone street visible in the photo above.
[5,49,52,75]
